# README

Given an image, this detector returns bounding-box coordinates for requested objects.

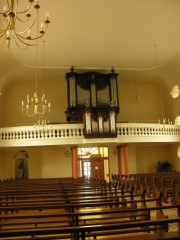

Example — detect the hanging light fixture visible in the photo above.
[154,44,167,125]
[175,116,180,125]
[170,85,180,99]
[168,52,180,124]
[35,67,51,130]
[177,147,180,158]
[35,114,51,132]
[131,70,142,104]
[21,36,51,119]
[0,0,50,48]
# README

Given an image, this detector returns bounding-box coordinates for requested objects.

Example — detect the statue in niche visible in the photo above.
[17,159,25,178]
[14,150,29,179]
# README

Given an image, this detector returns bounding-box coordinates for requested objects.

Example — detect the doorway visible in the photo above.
[78,147,109,182]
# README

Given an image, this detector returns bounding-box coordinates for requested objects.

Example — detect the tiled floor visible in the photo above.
[148,202,178,232]
[79,195,179,239]
[137,196,178,232]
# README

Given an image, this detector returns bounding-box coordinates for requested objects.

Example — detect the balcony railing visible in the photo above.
[117,122,180,136]
[0,122,180,147]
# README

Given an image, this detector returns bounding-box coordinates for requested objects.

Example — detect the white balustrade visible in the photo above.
[0,122,180,147]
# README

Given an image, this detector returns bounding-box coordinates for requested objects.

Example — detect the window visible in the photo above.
[82,161,91,177]
[78,147,109,182]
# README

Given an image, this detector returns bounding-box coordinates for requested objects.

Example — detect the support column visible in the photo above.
[72,147,79,179]
[122,144,129,175]
[117,146,122,175]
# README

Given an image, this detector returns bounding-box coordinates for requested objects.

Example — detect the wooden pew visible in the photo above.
[1,214,180,240]
[0,177,178,240]
[112,172,180,203]
[0,190,166,234]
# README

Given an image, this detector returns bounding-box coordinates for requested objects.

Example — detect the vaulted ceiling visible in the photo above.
[0,0,180,92]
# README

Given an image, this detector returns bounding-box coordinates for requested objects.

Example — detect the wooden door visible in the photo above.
[91,158,104,180]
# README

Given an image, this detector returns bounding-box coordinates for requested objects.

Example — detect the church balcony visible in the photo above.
[0,122,180,147]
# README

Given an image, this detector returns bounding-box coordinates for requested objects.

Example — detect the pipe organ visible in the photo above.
[65,67,119,137]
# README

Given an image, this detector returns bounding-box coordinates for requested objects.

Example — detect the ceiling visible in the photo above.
[1,0,180,90]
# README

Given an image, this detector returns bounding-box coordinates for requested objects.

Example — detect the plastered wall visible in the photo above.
[0,52,180,179]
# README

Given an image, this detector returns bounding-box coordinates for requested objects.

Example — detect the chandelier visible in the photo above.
[22,40,51,119]
[34,116,51,133]
[22,92,51,117]
[0,0,50,48]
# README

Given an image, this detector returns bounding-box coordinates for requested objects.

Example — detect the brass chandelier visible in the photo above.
[22,92,51,117]
[0,0,50,48]
[22,40,51,119]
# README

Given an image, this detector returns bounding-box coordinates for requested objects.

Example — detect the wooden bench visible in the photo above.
[0,177,178,240]
[0,205,150,231]
[1,216,180,240]
[116,172,180,202]
[0,192,169,236]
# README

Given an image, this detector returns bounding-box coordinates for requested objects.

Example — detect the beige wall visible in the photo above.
[168,144,180,171]
[1,67,165,127]
[4,54,180,127]
[136,144,173,173]
[108,146,119,175]
[0,150,3,178]
[127,145,137,174]
[0,146,72,179]
[0,146,117,180]
[0,94,2,126]
[159,52,180,122]
[1,53,180,179]
[1,150,15,178]
[40,147,72,178]
[0,144,180,180]
[1,72,67,127]
[118,80,163,123]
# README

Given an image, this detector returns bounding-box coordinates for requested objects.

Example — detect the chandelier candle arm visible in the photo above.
[22,92,51,117]
[0,0,50,48]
